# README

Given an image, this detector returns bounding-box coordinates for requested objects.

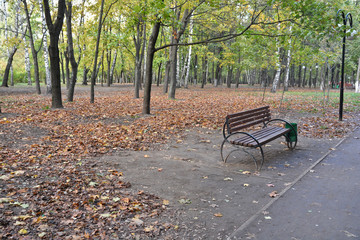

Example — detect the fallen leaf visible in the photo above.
[243,183,249,187]
[224,177,233,181]
[18,229,28,235]
[178,199,191,204]
[267,184,275,187]
[0,175,11,180]
[38,232,46,238]
[342,230,358,238]
[264,216,272,220]
[144,155,150,158]
[269,191,279,198]
[242,171,251,175]
[162,200,169,205]
[14,221,26,226]
[0,198,11,203]
[214,213,223,217]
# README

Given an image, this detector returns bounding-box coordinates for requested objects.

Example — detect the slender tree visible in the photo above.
[65,0,78,102]
[90,0,105,103]
[23,0,41,94]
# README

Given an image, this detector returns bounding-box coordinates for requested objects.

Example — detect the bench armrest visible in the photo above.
[265,118,297,140]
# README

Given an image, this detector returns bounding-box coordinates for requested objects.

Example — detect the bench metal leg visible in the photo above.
[258,145,265,171]
[221,139,264,171]
[284,134,297,150]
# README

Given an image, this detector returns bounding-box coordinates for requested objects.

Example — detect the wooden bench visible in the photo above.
[221,106,297,170]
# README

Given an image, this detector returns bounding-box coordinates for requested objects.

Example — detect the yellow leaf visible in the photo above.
[214,213,223,217]
[243,183,249,187]
[162,200,169,205]
[18,229,28,235]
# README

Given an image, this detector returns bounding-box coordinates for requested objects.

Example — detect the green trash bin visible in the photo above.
[285,123,297,142]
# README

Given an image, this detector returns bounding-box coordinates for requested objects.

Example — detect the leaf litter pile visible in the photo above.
[0,86,359,238]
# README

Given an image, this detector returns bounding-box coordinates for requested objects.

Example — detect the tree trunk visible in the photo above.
[43,0,66,108]
[134,20,144,98]
[226,66,233,88]
[308,66,312,88]
[355,57,360,93]
[193,54,198,85]
[60,52,65,84]
[106,48,111,87]
[65,49,70,89]
[82,67,89,85]
[39,0,51,94]
[156,62,162,87]
[284,51,291,91]
[302,66,307,87]
[24,0,41,94]
[201,55,207,88]
[142,19,161,114]
[314,63,319,88]
[297,65,302,87]
[66,0,79,102]
[90,0,105,103]
[1,48,17,87]
[168,8,191,99]
[23,35,32,86]
[168,43,178,98]
[110,49,117,85]
[163,60,170,93]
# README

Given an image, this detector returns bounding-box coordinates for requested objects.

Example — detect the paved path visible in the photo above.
[230,128,360,240]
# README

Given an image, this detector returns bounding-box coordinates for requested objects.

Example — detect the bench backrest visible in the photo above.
[225,106,271,134]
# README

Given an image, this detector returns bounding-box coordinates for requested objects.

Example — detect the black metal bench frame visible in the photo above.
[221,106,297,170]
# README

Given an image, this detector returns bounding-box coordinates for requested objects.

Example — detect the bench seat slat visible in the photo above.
[231,127,282,145]
[230,127,290,147]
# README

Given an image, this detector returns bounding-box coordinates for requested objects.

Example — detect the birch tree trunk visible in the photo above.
[284,26,292,91]
[355,57,360,93]
[23,34,32,85]
[271,23,281,93]
[184,16,193,89]
[39,0,51,93]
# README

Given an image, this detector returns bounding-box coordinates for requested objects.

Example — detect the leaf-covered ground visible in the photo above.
[0,85,359,239]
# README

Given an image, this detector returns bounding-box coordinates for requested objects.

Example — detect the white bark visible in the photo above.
[271,23,281,93]
[23,34,32,85]
[355,57,360,93]
[39,0,51,93]
[110,49,117,82]
[176,51,180,86]
[184,16,193,88]
[284,26,292,91]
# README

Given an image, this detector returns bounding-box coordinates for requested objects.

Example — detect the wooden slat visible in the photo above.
[226,106,271,133]
[227,106,269,119]
[231,127,281,144]
[229,117,271,133]
[229,112,270,127]
[230,127,290,147]
[228,110,270,124]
